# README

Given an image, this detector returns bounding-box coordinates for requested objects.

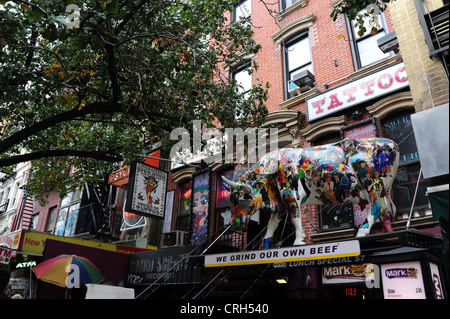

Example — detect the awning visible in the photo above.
[427,184,449,222]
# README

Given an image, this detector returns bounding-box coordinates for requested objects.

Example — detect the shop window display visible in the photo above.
[382,113,429,213]
[177,181,192,232]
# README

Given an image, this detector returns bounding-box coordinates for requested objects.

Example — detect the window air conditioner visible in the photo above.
[288,81,310,96]
[161,231,188,247]
[288,70,315,96]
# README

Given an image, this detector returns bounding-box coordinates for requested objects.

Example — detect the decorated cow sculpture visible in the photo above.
[221,138,399,249]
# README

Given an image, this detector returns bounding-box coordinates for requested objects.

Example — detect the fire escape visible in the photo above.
[10,186,34,231]
[414,0,450,77]
[134,223,293,300]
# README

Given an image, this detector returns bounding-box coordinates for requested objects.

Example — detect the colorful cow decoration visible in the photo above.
[221,138,399,249]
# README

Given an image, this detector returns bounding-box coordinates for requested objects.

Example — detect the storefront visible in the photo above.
[201,229,447,299]
[0,229,149,298]
[301,61,437,238]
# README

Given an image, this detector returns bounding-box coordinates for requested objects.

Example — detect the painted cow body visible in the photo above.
[222,138,399,249]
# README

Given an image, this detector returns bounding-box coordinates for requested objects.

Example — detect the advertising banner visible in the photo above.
[205,240,360,267]
[127,245,201,285]
[381,261,426,299]
[0,230,21,258]
[190,170,210,245]
[322,263,375,285]
[125,161,168,218]
[18,230,149,255]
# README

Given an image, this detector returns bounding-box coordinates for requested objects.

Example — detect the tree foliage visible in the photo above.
[0,0,269,202]
[331,0,394,36]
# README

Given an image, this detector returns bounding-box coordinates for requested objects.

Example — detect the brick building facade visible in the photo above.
[162,0,447,248]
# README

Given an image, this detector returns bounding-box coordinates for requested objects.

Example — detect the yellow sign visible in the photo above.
[19,230,151,255]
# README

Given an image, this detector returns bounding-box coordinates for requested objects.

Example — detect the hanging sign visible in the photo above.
[125,162,168,218]
[205,240,360,267]
[306,62,409,122]
[0,246,13,265]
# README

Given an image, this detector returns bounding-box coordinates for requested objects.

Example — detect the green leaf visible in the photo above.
[105,2,119,14]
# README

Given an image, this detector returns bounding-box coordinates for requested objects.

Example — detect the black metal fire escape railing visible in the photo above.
[414,0,449,76]
[184,225,269,300]
[11,187,34,231]
[135,223,244,299]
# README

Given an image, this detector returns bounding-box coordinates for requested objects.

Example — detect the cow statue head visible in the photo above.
[221,176,254,230]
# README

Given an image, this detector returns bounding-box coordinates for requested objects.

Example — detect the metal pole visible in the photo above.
[406,166,423,229]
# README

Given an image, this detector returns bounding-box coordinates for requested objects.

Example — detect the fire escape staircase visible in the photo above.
[11,187,34,231]
[135,223,289,300]
[414,0,449,76]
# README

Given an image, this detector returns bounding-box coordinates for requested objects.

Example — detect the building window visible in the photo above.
[31,213,39,230]
[45,206,57,233]
[284,32,313,98]
[232,63,252,97]
[54,190,82,236]
[347,9,391,69]
[177,181,192,232]
[216,169,234,231]
[233,0,251,21]
[231,62,252,118]
[281,0,300,10]
[382,112,428,213]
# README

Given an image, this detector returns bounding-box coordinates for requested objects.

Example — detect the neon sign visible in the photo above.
[16,261,37,268]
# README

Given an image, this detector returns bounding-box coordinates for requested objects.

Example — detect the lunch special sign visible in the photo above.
[306,62,409,122]
[204,240,360,267]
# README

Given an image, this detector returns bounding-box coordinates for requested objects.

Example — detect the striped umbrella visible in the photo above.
[33,254,104,288]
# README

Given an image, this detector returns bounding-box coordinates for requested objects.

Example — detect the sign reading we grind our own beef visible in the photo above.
[205,240,360,267]
[125,162,168,218]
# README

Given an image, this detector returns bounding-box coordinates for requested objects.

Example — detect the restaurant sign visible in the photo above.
[306,62,408,122]
[204,240,360,267]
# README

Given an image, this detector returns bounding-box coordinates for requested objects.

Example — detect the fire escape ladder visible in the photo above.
[12,187,34,231]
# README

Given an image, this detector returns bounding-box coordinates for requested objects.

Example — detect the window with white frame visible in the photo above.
[347,9,391,69]
[233,0,251,21]
[232,63,252,96]
[231,62,252,118]
[285,32,313,97]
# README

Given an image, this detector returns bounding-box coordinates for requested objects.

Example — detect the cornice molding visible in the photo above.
[271,13,316,44]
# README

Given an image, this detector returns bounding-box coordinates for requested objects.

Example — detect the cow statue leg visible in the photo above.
[261,211,282,249]
[381,194,396,233]
[356,190,374,237]
[291,211,305,246]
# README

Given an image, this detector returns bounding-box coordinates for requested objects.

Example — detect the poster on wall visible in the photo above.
[190,170,210,245]
[163,190,175,233]
[341,119,378,140]
[381,261,426,299]
[125,162,168,218]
